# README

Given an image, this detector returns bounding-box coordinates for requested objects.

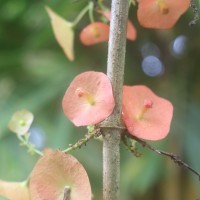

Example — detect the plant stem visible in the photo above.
[97,0,108,11]
[126,134,200,180]
[72,2,93,27]
[101,0,129,199]
[62,128,98,153]
[88,1,95,23]
[18,135,43,156]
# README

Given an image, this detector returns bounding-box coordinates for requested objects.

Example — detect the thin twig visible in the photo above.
[189,0,199,26]
[124,133,200,180]
[18,135,43,156]
[122,136,142,157]
[62,127,100,153]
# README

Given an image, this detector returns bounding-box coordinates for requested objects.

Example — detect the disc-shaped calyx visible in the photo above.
[137,0,190,29]
[8,109,34,135]
[97,10,137,41]
[62,71,115,126]
[80,22,109,45]
[122,85,173,140]
[29,149,92,200]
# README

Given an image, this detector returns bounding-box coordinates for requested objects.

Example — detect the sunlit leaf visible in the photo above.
[45,6,74,61]
[0,180,30,200]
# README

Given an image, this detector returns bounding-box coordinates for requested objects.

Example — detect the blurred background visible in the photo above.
[0,0,200,199]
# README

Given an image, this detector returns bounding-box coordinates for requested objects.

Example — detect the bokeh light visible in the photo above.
[140,42,160,58]
[142,55,164,77]
[170,35,187,57]
[29,127,46,149]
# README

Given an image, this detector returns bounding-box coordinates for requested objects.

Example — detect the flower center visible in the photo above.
[157,0,169,14]
[19,120,26,126]
[137,99,153,120]
[63,186,71,200]
[75,87,95,105]
[92,26,101,38]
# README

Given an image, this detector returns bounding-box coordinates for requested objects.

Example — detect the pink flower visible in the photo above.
[80,22,109,45]
[62,71,115,126]
[137,0,190,29]
[122,85,173,140]
[97,10,137,41]
[29,149,92,200]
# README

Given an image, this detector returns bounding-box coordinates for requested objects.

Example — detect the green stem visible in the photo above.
[88,1,95,23]
[72,3,90,27]
[18,135,43,156]
[97,0,108,11]
[62,128,98,153]
[129,0,137,6]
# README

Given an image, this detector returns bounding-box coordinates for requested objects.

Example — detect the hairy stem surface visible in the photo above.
[102,0,129,199]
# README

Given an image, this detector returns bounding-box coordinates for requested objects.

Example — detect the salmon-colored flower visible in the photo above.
[97,10,137,41]
[62,71,115,126]
[122,85,173,140]
[137,0,190,29]
[80,22,109,45]
[29,149,92,200]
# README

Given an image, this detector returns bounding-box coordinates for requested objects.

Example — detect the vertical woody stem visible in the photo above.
[102,0,129,200]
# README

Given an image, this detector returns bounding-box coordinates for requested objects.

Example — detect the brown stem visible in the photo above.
[189,0,199,26]
[101,0,129,199]
[125,133,200,181]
